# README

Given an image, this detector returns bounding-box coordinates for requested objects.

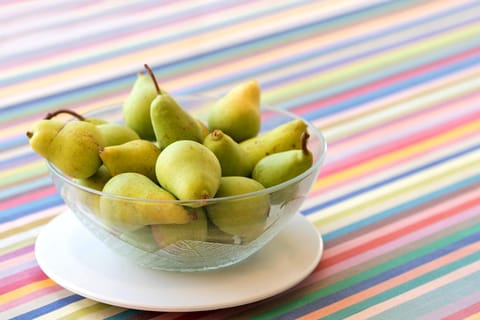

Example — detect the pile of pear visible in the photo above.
[26,64,314,249]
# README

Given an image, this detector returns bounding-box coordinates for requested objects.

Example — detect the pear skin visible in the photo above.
[240,119,307,168]
[26,119,65,159]
[47,120,105,179]
[99,139,160,182]
[252,131,313,187]
[207,80,261,142]
[100,172,192,226]
[155,140,221,201]
[203,129,252,177]
[151,208,208,248]
[150,93,203,149]
[96,123,140,146]
[122,72,158,140]
[207,176,270,243]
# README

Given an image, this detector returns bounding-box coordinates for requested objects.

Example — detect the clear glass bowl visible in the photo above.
[47,96,327,272]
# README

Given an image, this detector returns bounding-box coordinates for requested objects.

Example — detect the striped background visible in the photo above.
[1,0,479,319]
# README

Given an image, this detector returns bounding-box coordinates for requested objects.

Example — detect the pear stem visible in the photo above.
[44,109,85,121]
[144,64,161,94]
[301,131,310,156]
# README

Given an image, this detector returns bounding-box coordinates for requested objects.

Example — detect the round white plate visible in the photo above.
[35,210,323,312]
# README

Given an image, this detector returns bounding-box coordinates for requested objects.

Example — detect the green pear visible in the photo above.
[26,119,65,158]
[252,132,313,187]
[150,93,204,149]
[120,226,159,252]
[207,80,261,142]
[100,172,192,227]
[74,165,112,191]
[207,176,270,243]
[151,207,208,248]
[240,119,307,167]
[96,122,140,146]
[122,71,159,140]
[203,129,252,177]
[155,140,221,201]
[99,139,160,182]
[27,118,105,179]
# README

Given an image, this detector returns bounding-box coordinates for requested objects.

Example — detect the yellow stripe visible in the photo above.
[313,119,479,190]
[0,279,56,304]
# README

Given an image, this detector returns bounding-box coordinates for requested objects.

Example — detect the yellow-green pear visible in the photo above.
[203,129,252,177]
[155,140,221,201]
[122,71,159,140]
[207,176,270,243]
[252,132,313,187]
[100,172,192,226]
[26,119,65,158]
[151,208,208,248]
[141,64,203,149]
[207,80,261,142]
[96,122,140,146]
[28,119,105,179]
[99,139,160,182]
[240,119,307,167]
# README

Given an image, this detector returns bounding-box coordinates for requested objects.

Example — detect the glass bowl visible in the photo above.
[46,96,327,272]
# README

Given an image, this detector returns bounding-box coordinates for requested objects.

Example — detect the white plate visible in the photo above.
[35,210,323,312]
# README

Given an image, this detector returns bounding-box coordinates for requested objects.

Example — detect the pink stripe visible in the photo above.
[301,204,479,286]
[442,302,480,320]
[293,47,480,115]
[319,110,478,178]
[327,91,479,153]
[0,186,57,211]
[419,291,480,320]
[322,188,480,259]
[0,267,48,295]
[0,244,34,263]
[0,284,63,312]
[311,129,478,196]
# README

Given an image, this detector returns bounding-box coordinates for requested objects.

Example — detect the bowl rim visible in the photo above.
[47,101,327,205]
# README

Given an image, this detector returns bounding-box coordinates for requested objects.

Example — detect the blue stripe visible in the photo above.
[10,294,85,320]
[1,195,64,223]
[280,41,479,116]
[322,174,480,242]
[276,233,480,320]
[302,144,480,215]
[0,0,422,112]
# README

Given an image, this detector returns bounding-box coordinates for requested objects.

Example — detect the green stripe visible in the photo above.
[370,270,480,320]
[252,223,479,319]
[324,252,480,319]
[57,302,114,320]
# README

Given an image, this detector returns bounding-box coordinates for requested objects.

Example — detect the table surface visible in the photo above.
[1,1,479,319]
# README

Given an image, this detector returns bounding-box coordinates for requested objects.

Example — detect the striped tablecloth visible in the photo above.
[1,1,479,319]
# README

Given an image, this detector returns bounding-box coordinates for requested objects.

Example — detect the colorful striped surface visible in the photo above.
[1,0,479,319]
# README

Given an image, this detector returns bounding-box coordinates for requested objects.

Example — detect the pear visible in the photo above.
[99,139,160,182]
[100,172,192,227]
[240,119,307,167]
[252,131,313,187]
[122,71,159,140]
[207,80,261,142]
[145,65,203,149]
[203,129,252,177]
[207,176,270,243]
[73,165,112,212]
[151,207,208,248]
[27,110,105,179]
[197,119,210,140]
[96,122,140,146]
[26,119,65,159]
[120,226,159,252]
[155,140,221,201]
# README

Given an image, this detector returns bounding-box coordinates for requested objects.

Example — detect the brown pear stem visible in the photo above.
[301,131,310,156]
[144,64,161,94]
[44,109,85,121]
